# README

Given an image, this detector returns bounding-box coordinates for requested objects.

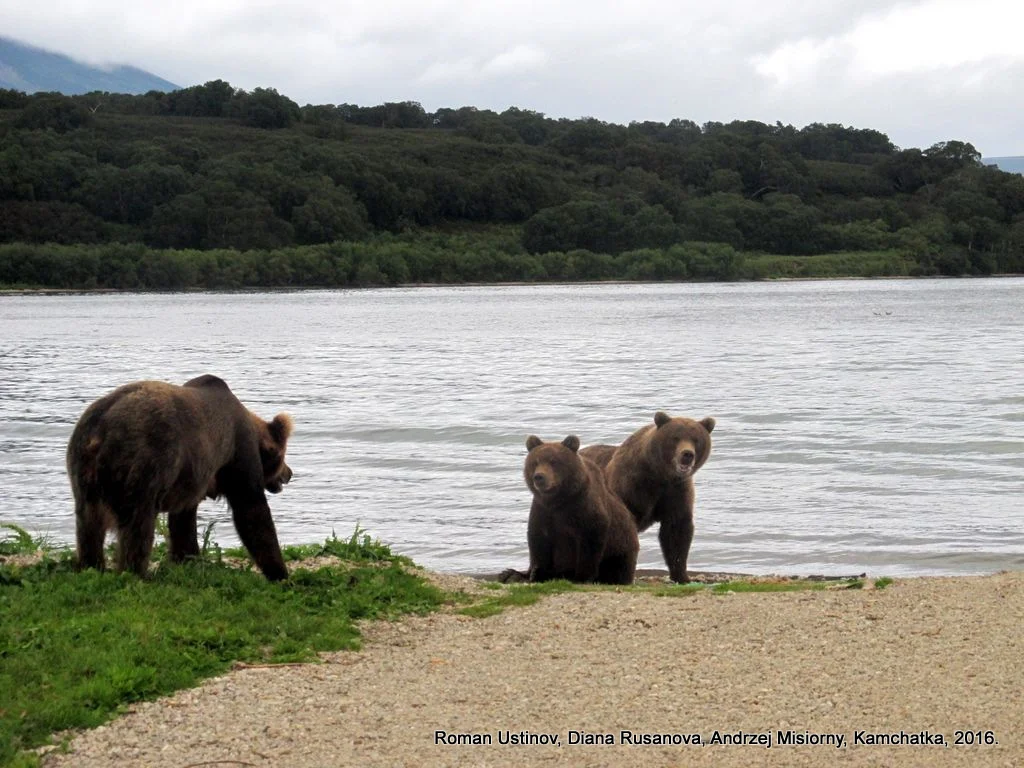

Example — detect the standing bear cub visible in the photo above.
[581,412,715,584]
[507,435,639,585]
[67,374,294,581]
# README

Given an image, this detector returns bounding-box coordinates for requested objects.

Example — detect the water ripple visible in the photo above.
[1,278,1022,576]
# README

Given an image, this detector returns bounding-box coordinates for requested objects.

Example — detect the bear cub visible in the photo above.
[511,434,639,585]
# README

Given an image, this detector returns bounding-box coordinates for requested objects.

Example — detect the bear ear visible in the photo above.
[654,411,671,428]
[526,435,542,451]
[268,414,293,444]
[561,435,580,453]
[700,416,716,434]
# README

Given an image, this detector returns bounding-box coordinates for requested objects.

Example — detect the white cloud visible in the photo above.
[751,37,843,87]
[418,57,479,85]
[848,0,1024,78]
[481,45,547,76]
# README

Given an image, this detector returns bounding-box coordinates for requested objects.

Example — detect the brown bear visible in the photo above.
[66,374,294,581]
[502,435,639,585]
[580,412,715,583]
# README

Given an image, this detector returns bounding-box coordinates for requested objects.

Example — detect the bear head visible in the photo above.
[253,412,294,494]
[524,434,585,498]
[649,411,715,483]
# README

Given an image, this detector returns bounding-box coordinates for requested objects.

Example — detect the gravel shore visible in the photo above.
[43,571,1022,768]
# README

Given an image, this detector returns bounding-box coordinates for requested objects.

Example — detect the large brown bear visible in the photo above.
[66,374,294,581]
[581,412,715,583]
[504,435,639,585]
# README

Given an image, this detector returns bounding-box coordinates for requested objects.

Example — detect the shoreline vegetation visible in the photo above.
[3,82,1024,291]
[3,269,1024,296]
[0,521,891,766]
[0,239,931,292]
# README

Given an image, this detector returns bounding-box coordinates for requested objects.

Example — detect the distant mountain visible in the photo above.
[983,156,1024,174]
[0,36,179,95]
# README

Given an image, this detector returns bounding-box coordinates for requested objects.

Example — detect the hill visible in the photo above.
[983,156,1024,174]
[1,81,1023,289]
[0,37,179,95]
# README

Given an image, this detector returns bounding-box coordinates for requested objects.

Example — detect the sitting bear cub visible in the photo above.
[506,434,639,585]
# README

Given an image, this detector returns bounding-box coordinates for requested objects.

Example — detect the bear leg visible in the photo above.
[497,568,531,583]
[572,533,606,583]
[115,510,157,577]
[74,499,109,572]
[657,513,694,584]
[227,493,288,581]
[528,564,557,582]
[168,506,201,563]
[598,552,637,586]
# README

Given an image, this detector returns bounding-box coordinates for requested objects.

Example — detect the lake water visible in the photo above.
[1,279,1022,577]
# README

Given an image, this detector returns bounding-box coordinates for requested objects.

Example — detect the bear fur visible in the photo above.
[580,412,715,583]
[66,374,294,581]
[505,434,639,585]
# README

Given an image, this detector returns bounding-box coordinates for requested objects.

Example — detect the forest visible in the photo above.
[1,81,1023,289]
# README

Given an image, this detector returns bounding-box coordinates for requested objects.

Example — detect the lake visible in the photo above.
[1,278,1022,577]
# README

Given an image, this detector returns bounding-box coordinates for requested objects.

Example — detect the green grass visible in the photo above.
[637,583,707,597]
[457,580,577,618]
[0,530,444,766]
[873,577,894,590]
[0,525,50,556]
[281,526,408,565]
[711,578,864,593]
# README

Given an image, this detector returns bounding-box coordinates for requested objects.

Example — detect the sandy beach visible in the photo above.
[41,570,1022,768]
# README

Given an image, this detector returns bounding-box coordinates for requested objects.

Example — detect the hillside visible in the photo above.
[1,81,1023,289]
[0,37,179,95]
[983,156,1024,174]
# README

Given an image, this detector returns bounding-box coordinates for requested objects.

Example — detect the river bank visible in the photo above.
[34,568,1024,768]
[4,271,1024,296]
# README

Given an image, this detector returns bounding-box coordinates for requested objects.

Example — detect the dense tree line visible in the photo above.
[1,81,1023,289]
[0,236,915,291]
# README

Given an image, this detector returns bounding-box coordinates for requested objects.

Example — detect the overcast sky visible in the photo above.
[2,0,1022,155]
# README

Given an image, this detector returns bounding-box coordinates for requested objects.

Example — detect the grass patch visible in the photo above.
[873,577,894,590]
[637,583,706,597]
[284,526,407,565]
[0,530,443,766]
[458,580,576,618]
[711,578,863,593]
[212,526,405,567]
[0,525,48,556]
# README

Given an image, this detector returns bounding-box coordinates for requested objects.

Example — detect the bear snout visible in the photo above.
[532,471,550,491]
[679,449,696,467]
[266,463,292,494]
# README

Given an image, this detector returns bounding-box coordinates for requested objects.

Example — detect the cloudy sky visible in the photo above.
[2,0,1022,155]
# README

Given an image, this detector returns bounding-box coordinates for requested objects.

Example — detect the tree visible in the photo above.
[924,140,982,168]
[292,183,369,243]
[228,88,301,129]
[15,94,93,132]
[481,164,560,222]
[0,89,29,109]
